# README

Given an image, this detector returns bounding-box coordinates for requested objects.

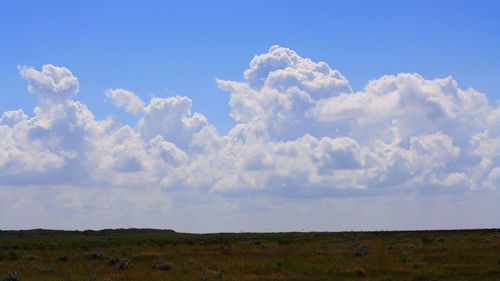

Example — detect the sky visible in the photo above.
[0,1,499,232]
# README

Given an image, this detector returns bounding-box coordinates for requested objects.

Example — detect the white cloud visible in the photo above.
[1,47,499,230]
[18,64,79,101]
[137,96,218,153]
[105,88,145,115]
[243,45,352,98]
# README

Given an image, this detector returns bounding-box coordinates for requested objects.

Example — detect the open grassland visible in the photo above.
[0,229,498,281]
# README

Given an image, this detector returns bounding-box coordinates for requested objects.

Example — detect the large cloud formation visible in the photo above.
[2,46,499,193]
[1,46,499,230]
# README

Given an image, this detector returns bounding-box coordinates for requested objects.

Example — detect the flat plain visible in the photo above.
[0,229,498,281]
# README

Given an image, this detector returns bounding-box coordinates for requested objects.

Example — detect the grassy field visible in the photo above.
[0,229,498,281]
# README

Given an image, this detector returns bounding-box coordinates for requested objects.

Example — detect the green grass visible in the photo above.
[0,229,498,280]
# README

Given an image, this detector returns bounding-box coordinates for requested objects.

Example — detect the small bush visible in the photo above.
[353,244,369,256]
[22,254,38,261]
[408,261,425,268]
[1,272,19,281]
[249,240,262,246]
[86,272,98,281]
[273,260,285,271]
[215,269,224,280]
[37,266,54,274]
[151,259,172,271]
[404,244,415,249]
[85,252,105,260]
[316,247,326,255]
[421,237,434,244]
[109,256,130,270]
[58,255,69,262]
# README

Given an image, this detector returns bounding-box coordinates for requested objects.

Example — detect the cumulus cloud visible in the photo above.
[1,47,499,203]
[18,64,79,101]
[137,96,214,151]
[243,45,352,98]
[105,88,145,114]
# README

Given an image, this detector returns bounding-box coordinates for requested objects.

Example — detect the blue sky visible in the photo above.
[2,1,499,133]
[1,1,499,231]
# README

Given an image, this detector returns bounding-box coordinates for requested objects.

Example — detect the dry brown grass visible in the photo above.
[0,229,498,280]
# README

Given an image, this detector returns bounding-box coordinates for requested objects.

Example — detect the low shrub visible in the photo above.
[421,237,434,244]
[353,244,369,256]
[1,272,19,281]
[58,255,69,262]
[404,244,415,249]
[151,259,172,271]
[249,240,262,246]
[22,254,38,261]
[85,252,105,260]
[109,256,130,270]
[316,247,326,255]
[37,266,54,274]
[273,260,285,271]
[216,269,225,280]
[408,261,425,268]
[86,272,98,281]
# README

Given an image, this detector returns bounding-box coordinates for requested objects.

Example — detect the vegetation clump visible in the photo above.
[151,259,172,271]
[421,236,434,244]
[273,260,285,271]
[215,269,224,280]
[58,255,69,262]
[249,240,262,246]
[22,254,38,261]
[85,251,106,260]
[404,243,416,249]
[353,244,369,256]
[1,272,19,281]
[109,256,130,270]
[37,266,54,274]
[408,261,425,268]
